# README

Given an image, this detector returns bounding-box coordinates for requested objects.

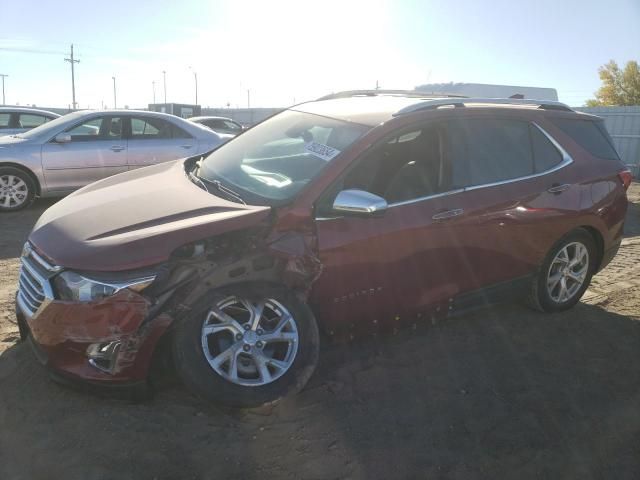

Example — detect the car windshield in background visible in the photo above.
[197,110,369,204]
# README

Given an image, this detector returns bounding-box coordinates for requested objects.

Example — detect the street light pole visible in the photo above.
[189,67,198,105]
[112,76,117,108]
[0,74,7,105]
[162,70,167,105]
[152,81,156,104]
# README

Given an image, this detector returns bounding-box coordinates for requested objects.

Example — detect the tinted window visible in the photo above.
[530,125,563,172]
[550,117,619,160]
[131,117,191,139]
[338,126,448,205]
[0,113,10,128]
[447,119,533,187]
[65,116,123,141]
[18,114,49,128]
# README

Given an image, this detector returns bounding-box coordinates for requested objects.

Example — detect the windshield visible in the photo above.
[197,109,369,204]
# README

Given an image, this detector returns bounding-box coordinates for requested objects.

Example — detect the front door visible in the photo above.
[309,124,470,332]
[41,115,127,192]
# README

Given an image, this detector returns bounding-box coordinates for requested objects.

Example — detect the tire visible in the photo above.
[0,166,36,212]
[172,283,320,408]
[526,228,597,313]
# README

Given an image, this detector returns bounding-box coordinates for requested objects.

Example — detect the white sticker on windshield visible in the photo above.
[305,141,340,162]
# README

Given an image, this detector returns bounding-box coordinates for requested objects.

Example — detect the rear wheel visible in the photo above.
[0,167,36,212]
[173,283,319,408]
[527,229,597,312]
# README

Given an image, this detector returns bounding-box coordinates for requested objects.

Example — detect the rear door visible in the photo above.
[125,115,196,169]
[431,114,579,298]
[41,115,128,192]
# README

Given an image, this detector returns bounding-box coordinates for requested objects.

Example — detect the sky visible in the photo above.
[1,0,639,109]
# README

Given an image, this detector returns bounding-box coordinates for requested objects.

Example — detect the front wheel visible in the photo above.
[173,283,320,408]
[527,229,597,312]
[0,167,35,212]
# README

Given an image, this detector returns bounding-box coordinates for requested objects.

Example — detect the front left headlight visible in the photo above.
[53,271,156,302]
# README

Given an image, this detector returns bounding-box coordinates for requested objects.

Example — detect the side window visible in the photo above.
[0,113,10,129]
[131,117,192,139]
[319,124,449,212]
[446,118,533,187]
[18,114,48,128]
[131,118,161,137]
[549,117,620,160]
[65,116,123,141]
[530,125,563,172]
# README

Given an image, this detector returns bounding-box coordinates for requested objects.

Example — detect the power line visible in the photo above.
[64,44,80,109]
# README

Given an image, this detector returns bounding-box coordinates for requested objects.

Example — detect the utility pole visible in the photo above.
[162,70,167,104]
[64,44,80,109]
[0,74,7,105]
[152,81,156,104]
[112,76,117,108]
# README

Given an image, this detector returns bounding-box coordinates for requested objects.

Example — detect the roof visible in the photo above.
[0,106,60,117]
[293,95,447,126]
[292,92,573,126]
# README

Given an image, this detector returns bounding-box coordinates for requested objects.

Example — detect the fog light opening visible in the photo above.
[87,340,122,373]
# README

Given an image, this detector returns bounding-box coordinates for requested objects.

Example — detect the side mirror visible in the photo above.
[54,133,71,143]
[332,189,388,216]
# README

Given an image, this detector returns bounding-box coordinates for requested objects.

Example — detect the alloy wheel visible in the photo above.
[0,174,28,209]
[201,295,299,386]
[546,241,590,303]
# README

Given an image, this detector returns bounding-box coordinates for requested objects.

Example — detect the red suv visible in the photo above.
[16,92,631,407]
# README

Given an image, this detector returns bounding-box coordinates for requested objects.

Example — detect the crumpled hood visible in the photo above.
[30,160,272,271]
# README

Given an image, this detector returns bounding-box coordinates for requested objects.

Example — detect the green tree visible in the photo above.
[586,60,640,106]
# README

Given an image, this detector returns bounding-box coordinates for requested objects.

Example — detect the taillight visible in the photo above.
[618,169,633,191]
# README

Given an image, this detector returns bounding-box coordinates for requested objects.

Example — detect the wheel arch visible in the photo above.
[578,225,604,270]
[0,162,41,196]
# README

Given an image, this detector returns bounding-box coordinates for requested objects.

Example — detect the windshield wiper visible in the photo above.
[209,179,246,205]
[189,160,246,205]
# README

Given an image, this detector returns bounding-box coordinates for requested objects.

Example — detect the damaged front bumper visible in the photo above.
[16,288,172,386]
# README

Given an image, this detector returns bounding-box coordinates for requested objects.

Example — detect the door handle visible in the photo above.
[181,144,194,149]
[547,183,571,194]
[110,145,125,152]
[432,208,464,221]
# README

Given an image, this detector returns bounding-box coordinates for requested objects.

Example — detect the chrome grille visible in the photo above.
[16,243,60,318]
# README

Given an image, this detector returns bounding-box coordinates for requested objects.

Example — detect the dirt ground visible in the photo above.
[1,185,639,480]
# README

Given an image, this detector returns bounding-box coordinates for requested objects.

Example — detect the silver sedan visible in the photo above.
[0,110,231,211]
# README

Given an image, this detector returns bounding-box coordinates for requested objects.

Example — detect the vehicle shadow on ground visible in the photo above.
[0,198,58,259]
[1,301,639,479]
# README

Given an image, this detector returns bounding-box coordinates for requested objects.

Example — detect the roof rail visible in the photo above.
[394,98,573,115]
[316,89,467,101]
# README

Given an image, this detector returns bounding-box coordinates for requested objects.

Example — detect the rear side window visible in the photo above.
[130,117,192,139]
[530,126,563,173]
[446,118,533,187]
[549,117,619,160]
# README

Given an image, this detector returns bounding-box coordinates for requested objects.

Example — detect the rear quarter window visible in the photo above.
[549,117,620,160]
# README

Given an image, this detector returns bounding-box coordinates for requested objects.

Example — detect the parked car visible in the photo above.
[189,115,245,135]
[0,107,60,137]
[0,110,231,211]
[16,92,631,408]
